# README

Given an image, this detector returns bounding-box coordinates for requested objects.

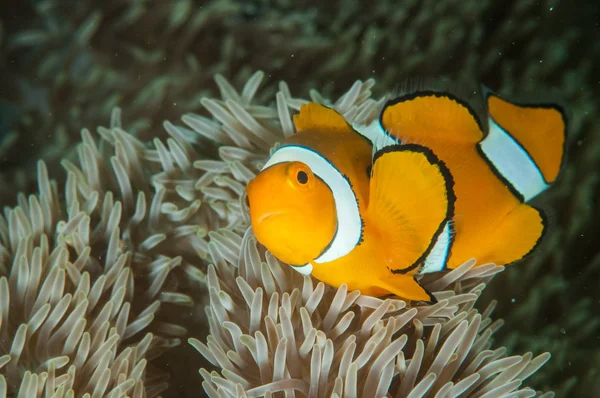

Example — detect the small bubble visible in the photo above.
[511,298,516,303]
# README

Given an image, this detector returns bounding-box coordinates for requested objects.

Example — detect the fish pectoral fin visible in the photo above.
[477,204,546,266]
[380,90,484,145]
[377,274,437,303]
[367,145,454,273]
[293,103,352,134]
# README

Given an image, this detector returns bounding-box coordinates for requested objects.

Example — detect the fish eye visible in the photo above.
[297,170,309,184]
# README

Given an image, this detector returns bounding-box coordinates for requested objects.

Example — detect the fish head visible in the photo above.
[246,161,337,266]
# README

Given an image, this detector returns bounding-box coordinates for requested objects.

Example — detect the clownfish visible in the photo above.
[246,84,567,303]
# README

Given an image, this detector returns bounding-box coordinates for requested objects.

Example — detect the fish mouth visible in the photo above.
[256,211,282,225]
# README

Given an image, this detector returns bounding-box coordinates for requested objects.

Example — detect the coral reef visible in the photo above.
[1,0,599,396]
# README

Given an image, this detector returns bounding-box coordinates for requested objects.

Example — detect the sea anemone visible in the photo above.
[0,62,593,395]
[191,228,552,397]
[0,111,207,396]
[181,75,555,397]
[0,160,171,397]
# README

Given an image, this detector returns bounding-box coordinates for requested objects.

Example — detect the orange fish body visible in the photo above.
[246,86,567,303]
[378,92,566,270]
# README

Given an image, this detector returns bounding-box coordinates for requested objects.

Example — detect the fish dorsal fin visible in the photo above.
[486,93,567,184]
[293,103,352,134]
[367,144,455,274]
[380,91,484,144]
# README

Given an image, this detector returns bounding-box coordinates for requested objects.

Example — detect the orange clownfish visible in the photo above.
[246,85,567,303]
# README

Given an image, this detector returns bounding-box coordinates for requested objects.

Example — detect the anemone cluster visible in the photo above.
[0,72,553,397]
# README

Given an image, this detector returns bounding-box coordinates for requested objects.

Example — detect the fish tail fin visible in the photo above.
[376,274,437,303]
[480,90,568,202]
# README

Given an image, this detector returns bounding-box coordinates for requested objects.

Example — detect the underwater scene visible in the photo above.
[0,0,598,397]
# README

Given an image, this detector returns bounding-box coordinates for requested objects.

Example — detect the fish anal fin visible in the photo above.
[293,103,351,134]
[478,204,546,266]
[381,92,484,144]
[367,145,454,273]
[377,274,437,303]
[487,94,566,183]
